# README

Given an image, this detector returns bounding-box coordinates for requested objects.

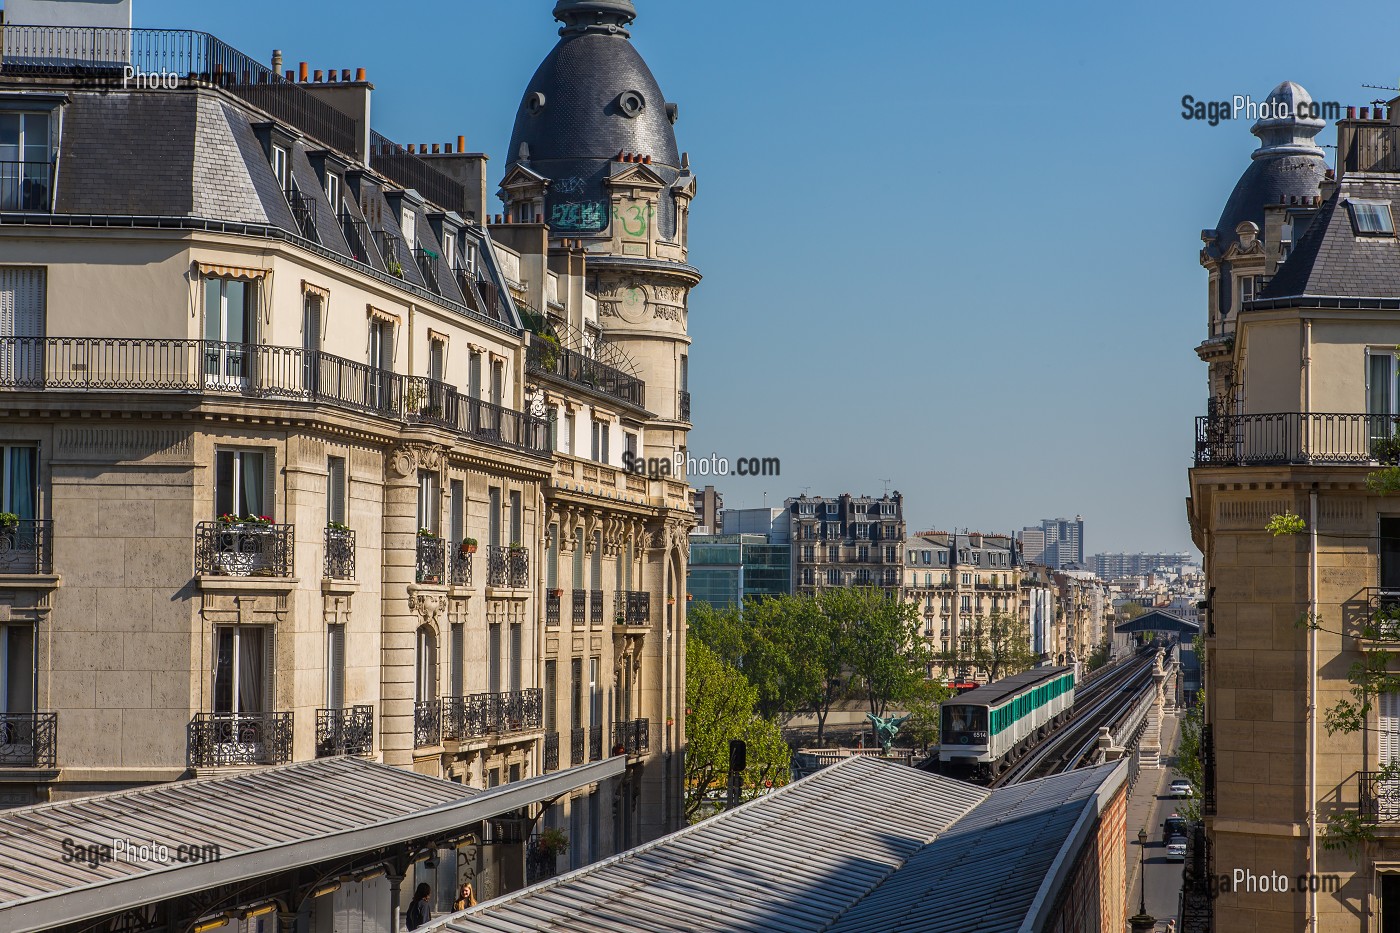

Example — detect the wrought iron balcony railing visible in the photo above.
[0,338,551,456]
[196,521,294,577]
[1193,412,1400,467]
[451,549,473,587]
[340,212,374,265]
[1360,770,1400,822]
[414,700,441,748]
[546,591,561,625]
[441,688,544,741]
[315,705,373,757]
[186,711,293,768]
[0,160,52,212]
[678,389,691,423]
[0,711,57,767]
[543,731,560,771]
[590,589,604,625]
[487,545,530,587]
[589,727,604,762]
[1358,589,1400,641]
[0,519,53,574]
[0,26,359,154]
[369,131,468,216]
[325,526,355,580]
[416,535,446,584]
[375,230,404,276]
[414,247,441,293]
[526,341,646,409]
[573,588,588,626]
[617,590,651,625]
[285,187,318,242]
[612,718,649,757]
[570,727,586,766]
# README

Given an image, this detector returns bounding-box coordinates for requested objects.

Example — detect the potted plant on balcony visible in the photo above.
[460,537,478,556]
[534,332,561,370]
[215,514,275,576]
[536,826,570,859]
[327,520,351,534]
[0,512,18,533]
[550,587,565,598]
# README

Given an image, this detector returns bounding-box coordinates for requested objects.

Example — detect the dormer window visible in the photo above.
[325,172,343,216]
[271,145,289,192]
[0,112,53,211]
[1349,199,1395,236]
[1239,275,1260,304]
[442,231,457,271]
[401,208,417,248]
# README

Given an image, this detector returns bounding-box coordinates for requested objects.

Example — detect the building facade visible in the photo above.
[1189,80,1400,930]
[788,493,904,596]
[1021,517,1085,569]
[902,532,1025,684]
[0,0,692,901]
[1092,551,1194,579]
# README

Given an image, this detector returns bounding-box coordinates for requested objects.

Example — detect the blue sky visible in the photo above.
[121,0,1391,553]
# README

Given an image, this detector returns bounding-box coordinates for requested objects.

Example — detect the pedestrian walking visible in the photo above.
[406,883,432,930]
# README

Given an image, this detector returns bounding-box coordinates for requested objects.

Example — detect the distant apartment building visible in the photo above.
[788,493,904,596]
[1092,551,1193,579]
[691,485,722,533]
[1019,517,1084,569]
[902,532,1024,684]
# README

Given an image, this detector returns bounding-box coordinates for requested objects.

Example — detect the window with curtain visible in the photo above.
[213,625,267,714]
[417,470,439,534]
[0,624,35,714]
[1371,350,1398,445]
[415,626,436,705]
[0,445,36,521]
[215,450,266,519]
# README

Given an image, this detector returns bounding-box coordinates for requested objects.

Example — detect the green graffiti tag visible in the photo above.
[613,203,651,238]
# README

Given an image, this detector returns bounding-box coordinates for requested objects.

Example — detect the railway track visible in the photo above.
[991,650,1156,787]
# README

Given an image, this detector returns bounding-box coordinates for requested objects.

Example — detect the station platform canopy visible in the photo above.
[1115,607,1201,635]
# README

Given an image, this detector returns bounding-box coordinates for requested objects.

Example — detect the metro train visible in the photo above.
[938,665,1075,778]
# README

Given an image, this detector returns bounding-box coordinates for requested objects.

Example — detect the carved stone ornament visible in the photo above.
[390,444,444,479]
[410,592,448,625]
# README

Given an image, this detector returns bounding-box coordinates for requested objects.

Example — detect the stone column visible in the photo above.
[381,444,443,767]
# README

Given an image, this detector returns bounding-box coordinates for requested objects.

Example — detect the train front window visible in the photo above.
[942,705,987,735]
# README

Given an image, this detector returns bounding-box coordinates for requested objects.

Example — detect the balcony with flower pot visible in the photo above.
[196,516,297,596]
[416,530,447,585]
[451,537,476,590]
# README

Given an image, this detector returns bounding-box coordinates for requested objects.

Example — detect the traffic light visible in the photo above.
[728,739,747,772]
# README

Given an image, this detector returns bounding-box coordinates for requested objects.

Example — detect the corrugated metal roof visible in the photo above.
[431,758,1125,933]
[0,755,625,933]
[825,764,1125,933]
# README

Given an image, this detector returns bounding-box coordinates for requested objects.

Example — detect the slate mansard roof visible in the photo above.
[1259,175,1400,302]
[427,757,1127,933]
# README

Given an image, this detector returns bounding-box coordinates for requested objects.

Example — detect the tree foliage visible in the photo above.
[934,611,1038,684]
[683,638,790,823]
[830,587,934,719]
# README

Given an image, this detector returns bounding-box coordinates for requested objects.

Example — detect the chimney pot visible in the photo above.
[285,69,295,82]
[342,69,351,82]
[355,67,366,82]
[495,214,502,224]
[432,144,441,154]
[299,62,309,82]
[458,135,466,153]
[327,69,338,82]
[1348,106,1357,119]
[644,155,652,164]
[271,50,283,73]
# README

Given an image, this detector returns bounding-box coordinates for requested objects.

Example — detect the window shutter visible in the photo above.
[328,457,347,525]
[304,296,322,354]
[547,524,558,589]
[263,625,277,713]
[510,623,522,694]
[328,623,345,709]
[262,451,277,522]
[488,624,501,695]
[451,622,464,698]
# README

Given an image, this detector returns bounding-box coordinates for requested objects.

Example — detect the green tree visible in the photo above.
[1085,639,1112,672]
[686,600,746,668]
[1118,602,1146,621]
[683,638,791,823]
[1175,682,1206,823]
[830,587,933,725]
[744,593,849,738]
[896,676,952,752]
[973,612,1038,682]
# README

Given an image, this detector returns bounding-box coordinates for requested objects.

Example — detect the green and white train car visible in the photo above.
[939,665,1075,776]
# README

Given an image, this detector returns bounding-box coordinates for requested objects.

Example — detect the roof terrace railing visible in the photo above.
[370,130,467,214]
[0,25,357,155]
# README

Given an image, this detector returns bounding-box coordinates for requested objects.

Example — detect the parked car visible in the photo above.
[1166,835,1187,861]
[1169,779,1193,798]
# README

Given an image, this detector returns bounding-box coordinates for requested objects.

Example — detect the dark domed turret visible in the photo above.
[507,1,680,235]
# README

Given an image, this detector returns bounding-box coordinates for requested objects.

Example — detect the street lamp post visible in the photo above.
[1130,826,1156,932]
